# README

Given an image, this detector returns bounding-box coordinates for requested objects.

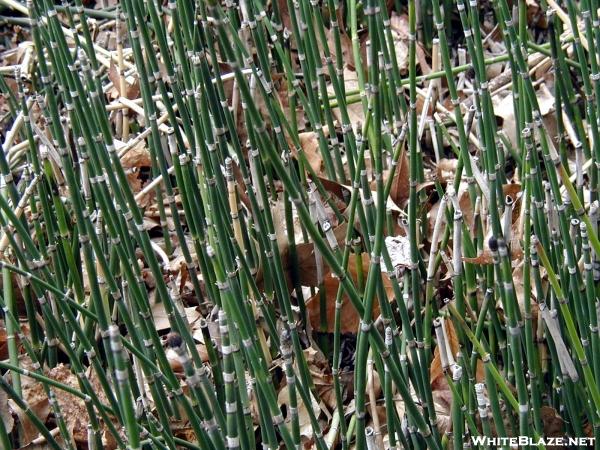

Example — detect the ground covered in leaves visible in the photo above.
[0,0,597,449]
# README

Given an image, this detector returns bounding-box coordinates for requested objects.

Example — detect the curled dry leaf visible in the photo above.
[272,193,317,256]
[484,40,507,79]
[416,43,431,77]
[317,177,351,207]
[171,421,197,447]
[276,349,334,442]
[0,320,28,360]
[493,93,518,150]
[297,131,324,175]
[537,83,556,117]
[433,389,453,435]
[0,323,7,361]
[458,182,521,232]
[430,318,458,392]
[10,362,50,446]
[540,406,566,445]
[164,239,196,273]
[18,431,70,450]
[276,0,293,33]
[370,151,410,207]
[527,0,548,28]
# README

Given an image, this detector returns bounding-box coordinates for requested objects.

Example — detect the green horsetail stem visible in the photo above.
[0,0,599,448]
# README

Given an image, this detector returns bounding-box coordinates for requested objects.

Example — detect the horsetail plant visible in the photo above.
[0,0,600,448]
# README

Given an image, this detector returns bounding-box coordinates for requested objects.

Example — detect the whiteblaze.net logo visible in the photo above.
[470,436,595,447]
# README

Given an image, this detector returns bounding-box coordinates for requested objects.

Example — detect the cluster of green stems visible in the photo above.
[0,0,599,449]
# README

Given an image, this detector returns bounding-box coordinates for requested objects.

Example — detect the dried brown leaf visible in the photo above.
[294,223,348,287]
[108,61,140,100]
[301,347,336,410]
[0,324,7,361]
[278,385,321,442]
[0,388,13,435]
[389,14,411,73]
[435,158,459,184]
[167,344,209,371]
[18,431,70,450]
[14,363,115,448]
[384,235,412,269]
[512,264,539,329]
[116,139,154,207]
[430,320,484,423]
[151,297,201,333]
[328,68,363,129]
[388,149,410,207]
[540,406,566,448]
[316,26,353,70]
[296,131,324,176]
[305,253,394,333]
